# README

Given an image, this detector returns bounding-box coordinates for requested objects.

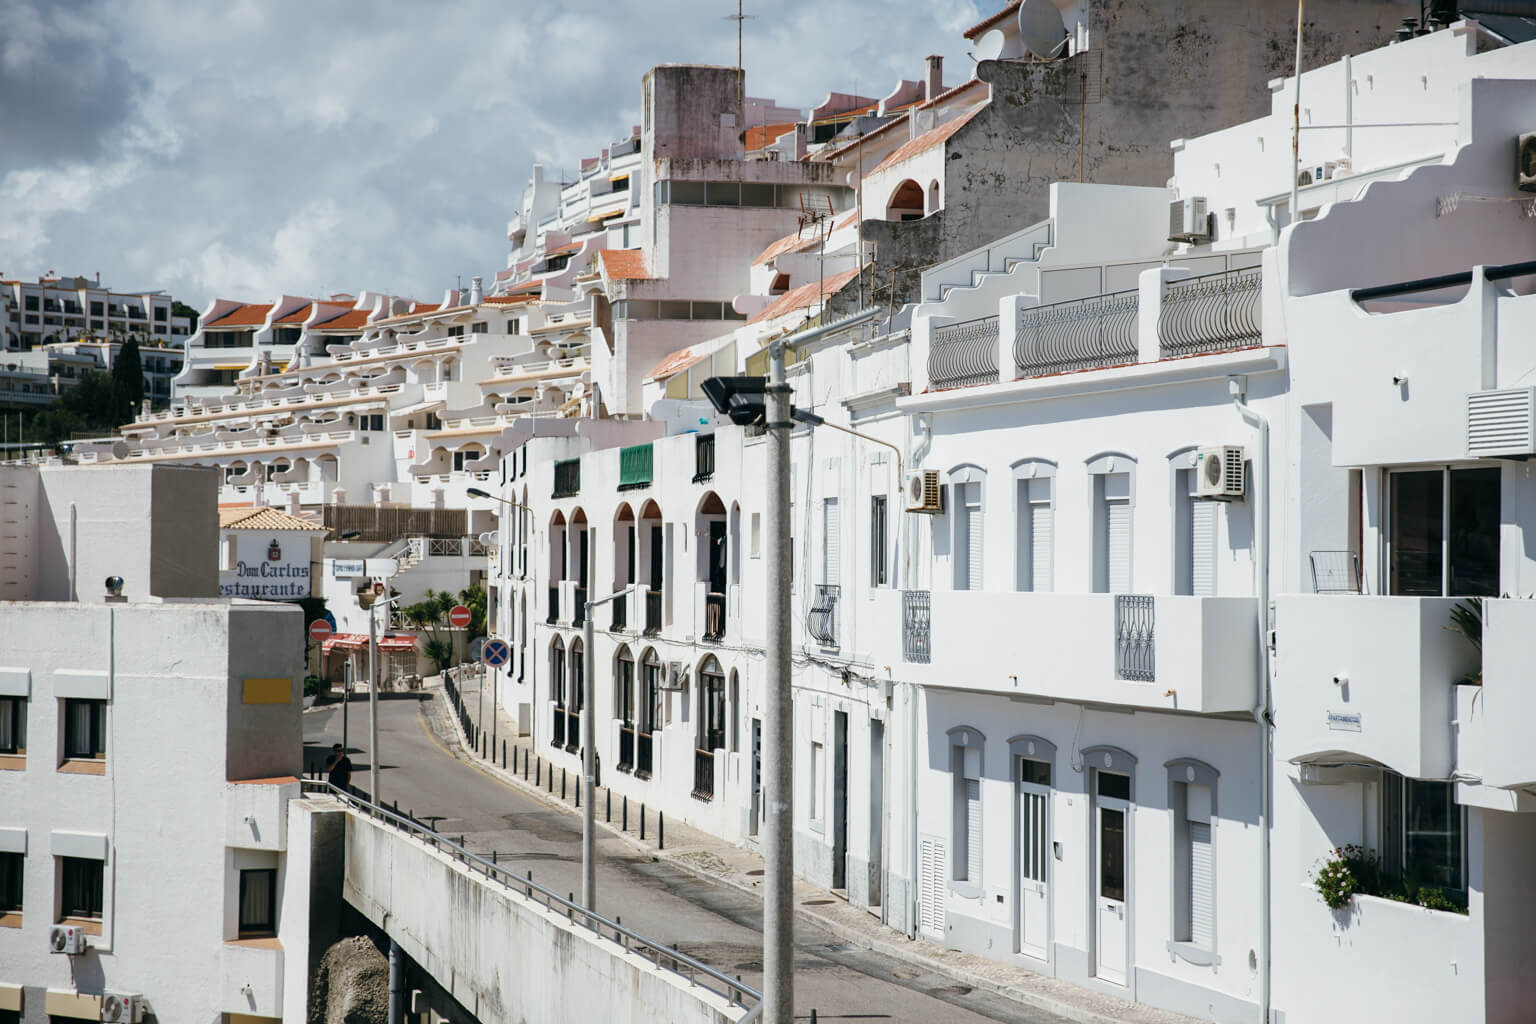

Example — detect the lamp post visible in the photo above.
[367,589,399,803]
[702,306,881,1024]
[468,486,533,760]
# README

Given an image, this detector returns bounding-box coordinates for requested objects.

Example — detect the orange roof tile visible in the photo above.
[964,1,1021,39]
[312,308,370,330]
[597,249,653,281]
[411,302,441,314]
[745,121,798,151]
[219,506,327,531]
[646,344,707,381]
[207,303,272,328]
[746,266,863,325]
[274,303,316,324]
[869,106,982,177]
[482,294,536,306]
[752,225,833,267]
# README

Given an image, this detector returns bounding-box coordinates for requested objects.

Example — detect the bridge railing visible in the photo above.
[300,779,762,1018]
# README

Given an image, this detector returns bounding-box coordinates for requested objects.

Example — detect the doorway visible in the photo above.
[1093,769,1130,985]
[868,718,884,908]
[1016,757,1051,960]
[750,718,762,837]
[832,710,849,891]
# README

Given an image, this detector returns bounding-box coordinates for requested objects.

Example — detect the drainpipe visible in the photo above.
[1229,375,1271,1024]
[904,412,931,940]
[388,937,404,1024]
[68,502,77,601]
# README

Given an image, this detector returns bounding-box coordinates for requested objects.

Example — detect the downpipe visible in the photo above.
[904,413,931,939]
[1230,376,1271,1024]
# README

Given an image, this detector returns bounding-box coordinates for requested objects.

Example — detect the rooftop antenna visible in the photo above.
[798,192,834,322]
[724,0,755,71]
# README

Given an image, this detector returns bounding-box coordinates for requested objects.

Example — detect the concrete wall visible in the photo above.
[341,809,743,1024]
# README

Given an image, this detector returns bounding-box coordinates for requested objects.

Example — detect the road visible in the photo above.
[303,695,1066,1024]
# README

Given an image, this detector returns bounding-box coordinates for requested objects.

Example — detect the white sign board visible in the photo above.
[220,532,313,600]
[327,558,397,579]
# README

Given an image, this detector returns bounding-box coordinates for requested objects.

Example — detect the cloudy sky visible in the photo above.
[0,0,981,309]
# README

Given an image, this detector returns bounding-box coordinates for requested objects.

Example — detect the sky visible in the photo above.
[0,0,983,310]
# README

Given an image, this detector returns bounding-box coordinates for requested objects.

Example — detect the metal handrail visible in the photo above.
[928,316,999,390]
[1157,267,1261,358]
[298,779,761,1014]
[1015,289,1138,377]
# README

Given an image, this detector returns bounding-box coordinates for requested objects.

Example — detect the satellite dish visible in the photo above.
[1017,0,1067,59]
[111,439,130,459]
[974,28,1008,62]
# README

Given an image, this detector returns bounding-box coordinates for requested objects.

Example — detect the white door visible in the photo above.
[1016,759,1051,959]
[1094,786,1129,984]
[918,836,946,939]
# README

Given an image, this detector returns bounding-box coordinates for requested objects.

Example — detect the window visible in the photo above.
[0,851,21,915]
[238,868,277,937]
[90,301,103,316]
[870,495,887,587]
[750,513,761,557]
[447,325,465,337]
[809,741,824,823]
[360,414,383,432]
[62,699,105,760]
[1381,773,1464,896]
[1175,466,1217,596]
[471,321,488,334]
[23,296,37,311]
[507,319,520,335]
[821,498,840,585]
[59,856,103,920]
[1090,462,1134,593]
[953,745,982,882]
[1014,465,1054,592]
[1168,760,1218,957]
[950,467,985,591]
[0,695,24,755]
[1388,467,1499,597]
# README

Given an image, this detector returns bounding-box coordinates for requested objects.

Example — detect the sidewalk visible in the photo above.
[431,667,1202,1024]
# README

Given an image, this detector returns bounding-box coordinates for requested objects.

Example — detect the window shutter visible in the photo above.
[1189,821,1214,947]
[1190,500,1217,597]
[1106,499,1131,593]
[963,483,983,590]
[919,838,946,936]
[1030,501,1052,593]
[965,778,982,881]
[823,498,840,585]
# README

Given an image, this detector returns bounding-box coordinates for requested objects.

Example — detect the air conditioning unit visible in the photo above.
[1467,387,1536,457]
[100,992,143,1023]
[49,924,87,955]
[903,470,943,514]
[1193,445,1245,500]
[1168,197,1211,243]
[663,660,688,690]
[1518,132,1536,192]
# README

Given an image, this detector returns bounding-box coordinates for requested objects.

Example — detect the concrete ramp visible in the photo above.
[311,789,757,1024]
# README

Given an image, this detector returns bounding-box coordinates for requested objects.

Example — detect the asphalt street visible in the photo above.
[303,694,1068,1024]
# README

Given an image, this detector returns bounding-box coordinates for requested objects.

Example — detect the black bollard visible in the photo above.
[561,767,566,801]
[536,759,541,787]
[640,803,646,841]
[605,789,611,823]
[659,812,664,850]
[623,795,628,831]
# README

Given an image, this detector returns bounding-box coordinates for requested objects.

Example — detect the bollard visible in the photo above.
[502,740,507,769]
[606,789,611,823]
[640,803,646,841]
[623,795,628,831]
[492,850,498,865]
[536,759,541,787]
[811,1012,817,1024]
[659,812,664,850]
[575,783,580,809]
[523,750,529,780]
[561,767,566,801]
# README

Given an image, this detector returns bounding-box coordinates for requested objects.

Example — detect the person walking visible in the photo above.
[326,743,354,793]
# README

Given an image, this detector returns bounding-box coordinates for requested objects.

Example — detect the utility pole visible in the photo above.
[762,338,793,1024]
[369,594,381,801]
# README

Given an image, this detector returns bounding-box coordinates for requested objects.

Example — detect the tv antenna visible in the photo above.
[723,1,756,70]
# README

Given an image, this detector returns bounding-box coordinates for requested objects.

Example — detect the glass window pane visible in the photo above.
[741,183,776,207]
[1020,759,1051,787]
[667,181,706,206]
[705,181,740,206]
[1390,471,1444,595]
[1099,807,1125,900]
[1405,779,1463,890]
[658,301,693,320]
[1097,770,1130,801]
[1449,468,1500,596]
[240,869,274,932]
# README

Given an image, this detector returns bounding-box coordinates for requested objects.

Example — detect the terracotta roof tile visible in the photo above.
[207,303,272,328]
[869,106,982,177]
[274,303,316,324]
[745,121,798,151]
[746,266,863,325]
[482,294,536,306]
[964,1,1021,39]
[597,249,653,281]
[312,308,370,330]
[646,344,706,381]
[751,222,843,267]
[219,506,327,531]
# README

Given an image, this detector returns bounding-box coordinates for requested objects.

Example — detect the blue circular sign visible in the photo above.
[481,637,511,667]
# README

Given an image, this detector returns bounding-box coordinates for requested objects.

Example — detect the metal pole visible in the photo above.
[369,599,380,802]
[583,597,596,909]
[1289,0,1305,228]
[479,644,486,741]
[763,339,794,1024]
[388,937,404,1024]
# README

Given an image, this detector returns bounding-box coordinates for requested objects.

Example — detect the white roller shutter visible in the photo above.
[965,777,983,881]
[1030,501,1053,593]
[1189,821,1214,947]
[919,838,946,936]
[964,485,984,590]
[1106,499,1131,593]
[823,498,840,585]
[1190,500,1217,597]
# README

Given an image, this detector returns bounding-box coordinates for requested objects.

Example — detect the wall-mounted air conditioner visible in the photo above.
[1467,387,1536,457]
[49,923,86,955]
[1168,197,1211,243]
[1518,132,1536,192]
[903,470,943,514]
[1194,445,1245,500]
[663,660,688,690]
[101,993,143,1023]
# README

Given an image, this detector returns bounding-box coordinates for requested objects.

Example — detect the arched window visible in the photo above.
[693,655,727,800]
[927,179,941,213]
[948,464,986,591]
[636,648,662,778]
[615,646,636,773]
[886,179,925,221]
[697,492,728,640]
[567,637,584,752]
[549,636,567,747]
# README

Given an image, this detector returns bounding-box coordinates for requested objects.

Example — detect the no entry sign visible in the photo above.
[308,619,333,643]
[448,604,472,629]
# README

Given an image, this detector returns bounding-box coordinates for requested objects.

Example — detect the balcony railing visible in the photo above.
[694,433,716,482]
[1114,594,1156,681]
[552,458,581,498]
[611,594,628,631]
[562,708,580,753]
[573,587,587,626]
[636,731,654,778]
[618,725,635,772]
[619,443,654,490]
[903,590,931,663]
[548,586,560,624]
[704,592,725,641]
[929,316,999,390]
[1015,290,1138,378]
[552,704,567,747]
[1157,268,1262,358]
[809,584,840,648]
[692,749,716,801]
[644,590,662,634]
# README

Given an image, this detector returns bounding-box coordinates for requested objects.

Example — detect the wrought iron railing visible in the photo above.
[295,781,760,1017]
[644,590,662,634]
[928,316,1000,390]
[1114,594,1155,681]
[694,433,716,482]
[1015,290,1138,377]
[808,584,840,647]
[552,703,567,746]
[563,708,581,752]
[547,586,559,624]
[704,592,725,640]
[618,725,635,772]
[573,587,587,626]
[552,458,581,498]
[1157,268,1262,358]
[636,731,654,778]
[692,749,716,801]
[611,595,628,631]
[902,590,931,663]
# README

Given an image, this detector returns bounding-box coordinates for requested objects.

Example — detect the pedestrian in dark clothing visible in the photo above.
[326,743,353,792]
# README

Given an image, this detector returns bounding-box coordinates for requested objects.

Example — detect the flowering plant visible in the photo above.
[1313,845,1371,909]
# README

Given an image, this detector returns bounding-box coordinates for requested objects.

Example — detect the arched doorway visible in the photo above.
[886,179,925,221]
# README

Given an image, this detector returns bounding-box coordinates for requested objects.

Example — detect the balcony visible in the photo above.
[808,584,840,648]
[572,586,587,626]
[1471,598,1536,790]
[619,443,654,490]
[547,585,560,624]
[694,433,716,482]
[692,748,716,801]
[903,592,1258,713]
[552,703,567,747]
[222,940,283,1018]
[1157,267,1261,359]
[644,589,662,634]
[610,590,628,631]
[902,590,930,663]
[225,778,299,850]
[635,730,654,778]
[1015,290,1138,378]
[552,458,580,498]
[928,316,999,390]
[1273,596,1477,779]
[618,725,635,772]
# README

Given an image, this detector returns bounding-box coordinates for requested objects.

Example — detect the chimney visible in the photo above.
[469,276,483,304]
[925,55,943,102]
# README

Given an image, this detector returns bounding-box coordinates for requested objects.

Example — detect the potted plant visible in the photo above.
[303,675,323,709]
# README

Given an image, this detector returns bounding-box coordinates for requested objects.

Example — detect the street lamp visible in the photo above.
[468,486,533,758]
[702,306,881,1024]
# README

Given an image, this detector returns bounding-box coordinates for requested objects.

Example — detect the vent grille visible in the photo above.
[1467,388,1536,457]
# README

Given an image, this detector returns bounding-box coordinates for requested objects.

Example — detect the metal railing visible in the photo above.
[928,316,999,390]
[618,725,635,772]
[1157,268,1262,358]
[636,731,654,778]
[548,586,560,624]
[296,780,759,1016]
[644,590,662,634]
[1015,290,1138,377]
[1114,594,1155,681]
[692,749,716,801]
[553,704,567,747]
[553,458,581,498]
[611,596,628,631]
[694,433,716,482]
[902,590,931,663]
[704,592,725,641]
[808,584,840,648]
[573,587,587,626]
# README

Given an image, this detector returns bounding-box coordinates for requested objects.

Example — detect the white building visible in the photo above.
[0,275,192,353]
[0,462,305,1024]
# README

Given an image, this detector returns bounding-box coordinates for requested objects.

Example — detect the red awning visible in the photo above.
[377,634,418,653]
[321,633,367,652]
